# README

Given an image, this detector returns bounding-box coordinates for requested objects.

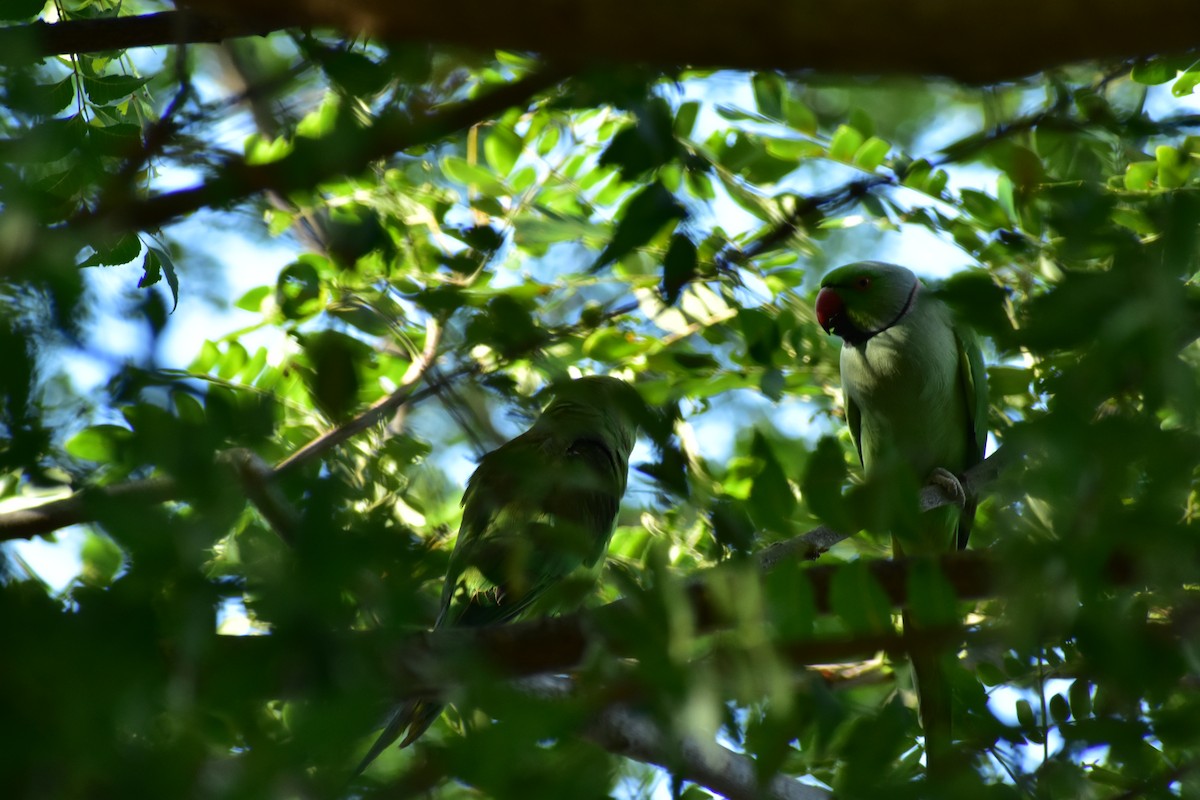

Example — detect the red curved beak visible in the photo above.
[815,287,843,334]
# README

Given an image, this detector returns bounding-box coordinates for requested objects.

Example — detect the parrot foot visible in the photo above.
[925,467,966,509]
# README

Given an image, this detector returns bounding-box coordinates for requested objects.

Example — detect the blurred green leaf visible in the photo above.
[590,180,685,271]
[752,72,786,120]
[0,0,45,20]
[1131,59,1177,85]
[65,425,132,462]
[828,125,864,163]
[484,124,524,176]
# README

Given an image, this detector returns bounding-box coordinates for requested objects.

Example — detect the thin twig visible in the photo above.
[0,321,447,542]
[275,316,443,476]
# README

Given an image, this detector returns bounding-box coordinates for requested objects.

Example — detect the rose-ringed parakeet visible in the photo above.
[815,261,988,773]
[354,375,641,775]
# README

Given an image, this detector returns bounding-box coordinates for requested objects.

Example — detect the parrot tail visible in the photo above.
[353,699,444,776]
[904,608,953,781]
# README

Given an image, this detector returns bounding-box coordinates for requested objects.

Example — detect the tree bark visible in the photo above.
[5,1,1200,82]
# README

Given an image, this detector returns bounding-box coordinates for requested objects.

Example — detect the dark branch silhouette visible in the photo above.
[5,2,1200,82]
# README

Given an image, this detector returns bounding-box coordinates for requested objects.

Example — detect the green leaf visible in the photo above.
[302,331,363,420]
[828,125,864,163]
[86,123,143,157]
[441,155,510,195]
[660,233,697,305]
[82,74,149,106]
[977,661,1006,687]
[764,137,823,160]
[65,424,132,462]
[275,257,324,320]
[673,101,700,138]
[960,189,1011,229]
[235,286,272,313]
[317,50,388,96]
[800,436,854,533]
[747,431,797,533]
[217,342,248,380]
[484,124,523,176]
[1069,680,1092,718]
[1131,59,1176,85]
[1049,693,1071,725]
[536,122,560,155]
[590,181,686,272]
[1124,160,1157,191]
[581,328,647,360]
[1111,207,1156,235]
[760,368,784,401]
[0,0,45,20]
[81,533,123,586]
[191,340,220,373]
[297,95,340,138]
[905,559,958,627]
[764,561,815,639]
[752,72,785,120]
[144,245,179,311]
[1015,698,1037,729]
[829,561,893,634]
[783,96,818,135]
[2,74,73,115]
[1173,70,1200,97]
[1156,144,1190,189]
[852,136,890,172]
[598,98,678,179]
[514,215,606,248]
[933,269,1012,341]
[81,234,142,267]
[987,366,1032,397]
[737,307,781,366]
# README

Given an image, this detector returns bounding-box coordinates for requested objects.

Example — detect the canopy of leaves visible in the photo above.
[3,3,1200,799]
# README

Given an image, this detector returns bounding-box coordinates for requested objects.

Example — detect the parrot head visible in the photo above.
[815,261,920,346]
[536,375,641,461]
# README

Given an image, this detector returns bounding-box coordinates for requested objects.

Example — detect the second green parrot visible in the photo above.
[354,375,641,775]
[816,261,988,772]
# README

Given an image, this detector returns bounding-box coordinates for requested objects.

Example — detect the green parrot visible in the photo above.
[354,375,641,775]
[815,261,988,772]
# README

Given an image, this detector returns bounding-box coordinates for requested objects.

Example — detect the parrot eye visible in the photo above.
[856,276,872,290]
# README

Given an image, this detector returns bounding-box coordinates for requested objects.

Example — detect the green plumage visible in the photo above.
[817,261,987,548]
[354,375,639,775]
[816,261,988,775]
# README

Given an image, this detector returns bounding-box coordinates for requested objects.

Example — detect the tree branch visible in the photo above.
[0,477,177,542]
[0,11,287,64]
[7,2,1200,82]
[216,546,1007,704]
[753,446,1013,571]
[73,66,570,237]
[526,675,831,800]
[274,317,443,477]
[0,347,449,542]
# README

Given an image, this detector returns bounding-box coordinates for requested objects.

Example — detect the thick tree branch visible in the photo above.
[71,66,570,238]
[0,477,177,542]
[0,11,287,64]
[7,2,1200,82]
[754,446,1013,571]
[526,675,831,800]
[214,546,1005,704]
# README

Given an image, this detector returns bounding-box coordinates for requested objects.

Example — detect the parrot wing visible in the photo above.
[954,324,988,550]
[439,427,625,629]
[845,393,865,467]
